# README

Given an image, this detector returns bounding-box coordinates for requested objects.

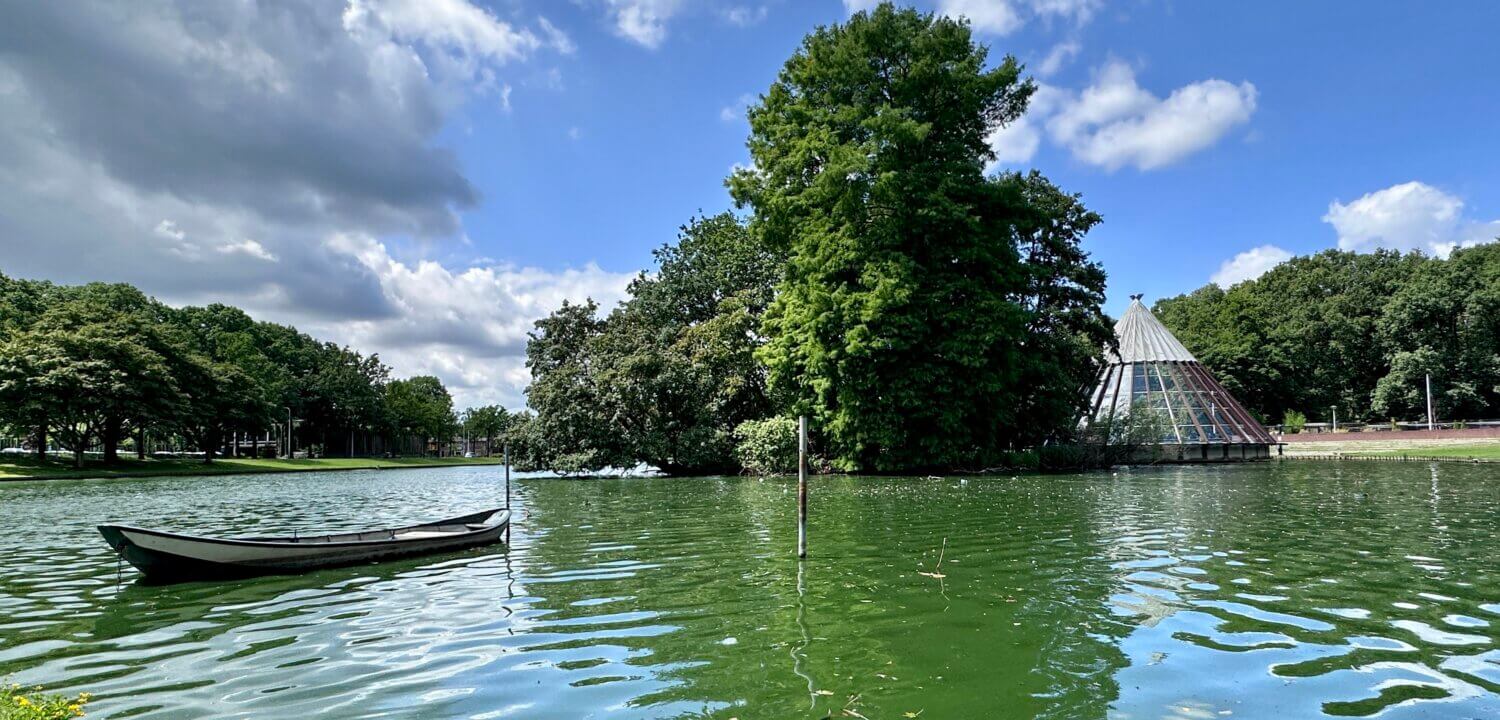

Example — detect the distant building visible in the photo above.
[1083,296,1273,462]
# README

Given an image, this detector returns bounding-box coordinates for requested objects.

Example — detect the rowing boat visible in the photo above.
[98,507,510,583]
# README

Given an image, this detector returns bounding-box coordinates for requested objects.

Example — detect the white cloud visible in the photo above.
[719,93,755,123]
[935,0,1099,34]
[985,84,1062,170]
[1029,0,1101,25]
[725,5,768,26]
[308,234,634,408]
[1047,60,1257,171]
[1323,181,1500,258]
[219,239,278,262]
[604,0,683,49]
[537,17,576,55]
[1036,40,1080,77]
[841,0,883,13]
[937,0,1023,35]
[1211,245,1291,288]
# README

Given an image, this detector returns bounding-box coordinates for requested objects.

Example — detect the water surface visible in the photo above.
[0,462,1496,718]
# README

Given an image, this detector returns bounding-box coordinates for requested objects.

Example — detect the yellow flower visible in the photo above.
[15,695,31,705]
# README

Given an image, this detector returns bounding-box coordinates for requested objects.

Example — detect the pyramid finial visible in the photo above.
[1129,293,1144,301]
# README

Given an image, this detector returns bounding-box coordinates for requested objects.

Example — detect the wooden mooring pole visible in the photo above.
[797,415,808,559]
[504,442,511,511]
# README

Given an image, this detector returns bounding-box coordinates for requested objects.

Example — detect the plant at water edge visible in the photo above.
[1282,410,1306,434]
[733,417,800,476]
[1,683,89,719]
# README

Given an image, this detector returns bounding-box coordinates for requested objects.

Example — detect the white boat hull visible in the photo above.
[99,508,510,582]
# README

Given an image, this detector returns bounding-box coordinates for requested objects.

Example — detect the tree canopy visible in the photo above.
[524,213,780,475]
[1154,244,1500,423]
[725,5,1108,471]
[0,273,464,464]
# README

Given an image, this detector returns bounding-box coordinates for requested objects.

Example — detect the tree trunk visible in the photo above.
[202,428,219,464]
[137,426,147,460]
[74,446,83,469]
[103,415,122,463]
[34,424,46,460]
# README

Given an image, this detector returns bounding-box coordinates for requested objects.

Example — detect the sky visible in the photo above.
[2,0,1498,411]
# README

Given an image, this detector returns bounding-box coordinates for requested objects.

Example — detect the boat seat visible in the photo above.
[397,530,460,539]
[465,523,489,530]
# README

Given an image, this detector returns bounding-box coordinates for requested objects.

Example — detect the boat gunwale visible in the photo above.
[98,508,508,550]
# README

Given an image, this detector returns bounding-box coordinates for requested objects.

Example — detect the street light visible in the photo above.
[282,406,293,459]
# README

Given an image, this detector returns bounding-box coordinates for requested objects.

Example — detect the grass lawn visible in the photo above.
[1282,436,1500,460]
[1364,444,1500,460]
[0,455,505,481]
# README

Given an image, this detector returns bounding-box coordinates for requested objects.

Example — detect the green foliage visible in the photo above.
[385,376,456,450]
[727,5,1106,472]
[525,214,780,475]
[0,272,455,462]
[1156,244,1500,423]
[462,405,509,454]
[733,417,800,476]
[499,411,547,471]
[1282,409,1307,434]
[0,683,87,719]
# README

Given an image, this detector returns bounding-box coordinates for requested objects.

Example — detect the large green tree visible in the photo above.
[463,404,510,456]
[729,4,1099,471]
[386,375,457,453]
[524,214,782,475]
[0,309,179,467]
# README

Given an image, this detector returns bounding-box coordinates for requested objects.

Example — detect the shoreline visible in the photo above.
[0,457,508,483]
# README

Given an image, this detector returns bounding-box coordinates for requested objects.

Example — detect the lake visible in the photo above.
[0,462,1496,719]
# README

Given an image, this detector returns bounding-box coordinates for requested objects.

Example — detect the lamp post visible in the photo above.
[1425,374,1435,431]
[1331,406,1337,433]
[283,407,293,458]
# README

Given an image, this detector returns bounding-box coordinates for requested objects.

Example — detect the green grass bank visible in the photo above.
[0,455,506,481]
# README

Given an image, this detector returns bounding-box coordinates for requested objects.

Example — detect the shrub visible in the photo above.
[1,683,88,720]
[1282,410,1306,434]
[734,417,800,476]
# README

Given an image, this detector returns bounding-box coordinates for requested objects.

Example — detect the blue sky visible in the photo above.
[442,0,1500,315]
[3,0,1498,408]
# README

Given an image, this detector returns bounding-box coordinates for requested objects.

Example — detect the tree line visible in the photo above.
[1154,244,1500,426]
[0,274,525,467]
[520,6,1114,475]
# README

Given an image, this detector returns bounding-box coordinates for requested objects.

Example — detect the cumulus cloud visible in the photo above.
[302,235,633,407]
[984,85,1063,170]
[1036,39,1081,77]
[0,0,616,409]
[1047,61,1257,171]
[1211,245,1292,288]
[937,0,1023,35]
[983,62,1256,172]
[603,0,683,49]
[1323,181,1500,258]
[935,0,1099,34]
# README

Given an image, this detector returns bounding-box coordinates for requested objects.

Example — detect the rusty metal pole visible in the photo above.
[797,416,808,559]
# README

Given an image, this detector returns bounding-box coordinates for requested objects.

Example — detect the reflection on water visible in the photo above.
[0,463,1495,718]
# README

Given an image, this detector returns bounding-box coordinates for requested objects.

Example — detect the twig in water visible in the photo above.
[918,538,947,579]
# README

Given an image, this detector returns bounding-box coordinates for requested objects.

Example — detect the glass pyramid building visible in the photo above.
[1084,296,1274,458]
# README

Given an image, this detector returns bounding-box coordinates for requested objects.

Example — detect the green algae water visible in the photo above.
[0,462,1497,719]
